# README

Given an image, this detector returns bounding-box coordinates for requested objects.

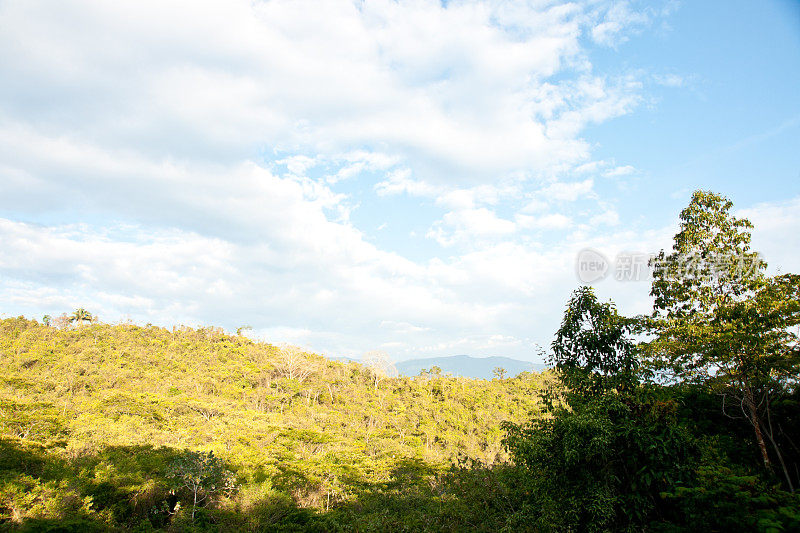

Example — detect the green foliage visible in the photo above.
[650,189,765,320]
[658,466,800,532]
[166,451,235,521]
[505,288,695,531]
[505,187,800,529]
[551,286,638,397]
[647,190,800,490]
[69,309,93,326]
[504,391,697,532]
[0,317,548,531]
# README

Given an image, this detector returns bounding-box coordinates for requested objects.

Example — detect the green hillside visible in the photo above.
[0,318,550,531]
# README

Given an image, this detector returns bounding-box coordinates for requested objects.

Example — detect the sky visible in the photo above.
[1,0,798,363]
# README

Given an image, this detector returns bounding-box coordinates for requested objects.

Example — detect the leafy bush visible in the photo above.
[166,450,235,521]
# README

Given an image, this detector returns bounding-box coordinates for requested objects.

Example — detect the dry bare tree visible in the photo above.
[362,350,396,390]
[276,343,315,383]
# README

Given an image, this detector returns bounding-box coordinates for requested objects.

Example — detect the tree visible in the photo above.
[70,308,93,326]
[707,274,800,491]
[53,313,71,329]
[41,315,51,327]
[650,190,764,321]
[492,367,507,380]
[648,190,799,490]
[362,350,396,389]
[275,344,315,383]
[503,287,694,530]
[166,450,235,522]
[551,286,638,398]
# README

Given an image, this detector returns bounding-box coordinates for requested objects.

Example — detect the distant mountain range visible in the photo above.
[327,354,548,380]
[395,355,547,380]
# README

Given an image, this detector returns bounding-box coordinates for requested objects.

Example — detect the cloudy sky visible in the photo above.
[1,0,798,362]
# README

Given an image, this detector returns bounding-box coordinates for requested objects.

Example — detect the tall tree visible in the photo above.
[503,287,693,531]
[650,190,764,322]
[648,190,799,490]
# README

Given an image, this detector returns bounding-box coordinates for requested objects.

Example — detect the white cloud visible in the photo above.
[652,73,686,88]
[738,197,800,275]
[520,198,549,213]
[516,213,573,230]
[538,75,643,140]
[427,208,517,247]
[590,1,652,47]
[590,209,621,226]
[374,169,438,197]
[5,190,796,363]
[0,0,686,361]
[0,0,656,184]
[603,165,637,177]
[380,321,431,334]
[540,178,595,202]
[574,160,608,174]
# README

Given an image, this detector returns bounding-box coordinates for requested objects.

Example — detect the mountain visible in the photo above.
[396,354,547,380]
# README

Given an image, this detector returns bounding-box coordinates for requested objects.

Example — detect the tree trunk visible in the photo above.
[746,394,772,470]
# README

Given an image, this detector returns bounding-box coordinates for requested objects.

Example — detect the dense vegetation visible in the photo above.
[2,190,799,532]
[0,317,549,531]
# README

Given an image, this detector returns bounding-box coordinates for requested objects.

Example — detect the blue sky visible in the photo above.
[1,0,798,362]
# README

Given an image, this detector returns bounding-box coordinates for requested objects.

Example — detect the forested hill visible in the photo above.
[0,317,550,530]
